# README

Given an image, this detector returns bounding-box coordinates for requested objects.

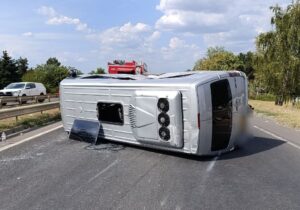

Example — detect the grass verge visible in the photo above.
[0,109,61,132]
[249,100,300,128]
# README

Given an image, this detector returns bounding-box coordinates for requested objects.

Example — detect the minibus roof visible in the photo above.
[62,71,240,87]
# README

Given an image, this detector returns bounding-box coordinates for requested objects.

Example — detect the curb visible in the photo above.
[0,120,60,141]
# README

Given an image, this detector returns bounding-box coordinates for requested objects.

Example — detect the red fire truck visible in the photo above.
[108,60,148,75]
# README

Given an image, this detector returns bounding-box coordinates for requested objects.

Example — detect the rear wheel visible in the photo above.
[1,103,7,106]
[38,93,45,103]
[21,94,27,104]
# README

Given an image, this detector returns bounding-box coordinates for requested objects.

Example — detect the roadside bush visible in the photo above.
[19,112,61,128]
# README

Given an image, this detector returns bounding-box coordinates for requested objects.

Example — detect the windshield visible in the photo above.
[6,83,25,89]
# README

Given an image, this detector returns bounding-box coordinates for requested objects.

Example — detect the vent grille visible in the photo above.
[129,105,137,128]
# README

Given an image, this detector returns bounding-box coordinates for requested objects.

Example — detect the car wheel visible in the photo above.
[38,93,45,103]
[1,103,7,106]
[21,94,27,104]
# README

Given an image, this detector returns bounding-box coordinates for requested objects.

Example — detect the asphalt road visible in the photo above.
[0,115,300,210]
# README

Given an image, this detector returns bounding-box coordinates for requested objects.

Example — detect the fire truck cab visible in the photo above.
[108,60,148,75]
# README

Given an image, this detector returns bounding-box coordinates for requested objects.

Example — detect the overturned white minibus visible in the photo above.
[60,71,248,156]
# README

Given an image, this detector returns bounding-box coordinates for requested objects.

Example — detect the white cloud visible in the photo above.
[37,6,57,17]
[157,0,230,13]
[120,22,151,33]
[90,22,154,50]
[38,6,91,32]
[156,0,234,33]
[155,0,288,52]
[22,32,33,37]
[168,37,185,49]
[158,37,203,71]
[147,31,161,42]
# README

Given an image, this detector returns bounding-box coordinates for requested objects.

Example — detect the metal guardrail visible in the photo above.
[0,101,60,120]
[0,94,58,109]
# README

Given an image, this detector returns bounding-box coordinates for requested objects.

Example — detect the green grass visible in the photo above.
[254,109,279,117]
[0,111,61,131]
[249,93,276,101]
[249,100,300,128]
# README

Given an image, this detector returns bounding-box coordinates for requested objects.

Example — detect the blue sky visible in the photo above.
[0,0,289,73]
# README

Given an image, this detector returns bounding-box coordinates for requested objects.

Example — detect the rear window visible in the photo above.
[210,79,233,151]
[211,79,232,110]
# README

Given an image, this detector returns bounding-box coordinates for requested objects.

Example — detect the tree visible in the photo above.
[89,67,106,74]
[46,57,61,66]
[22,58,69,93]
[236,52,255,80]
[256,1,300,104]
[0,51,19,89]
[193,47,240,71]
[16,57,28,76]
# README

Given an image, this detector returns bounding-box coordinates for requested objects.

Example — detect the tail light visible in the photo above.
[158,113,170,126]
[159,127,170,141]
[157,98,169,112]
[158,98,170,141]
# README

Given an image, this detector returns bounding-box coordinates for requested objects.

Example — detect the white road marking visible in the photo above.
[0,125,63,153]
[206,156,219,172]
[68,159,119,197]
[87,159,119,183]
[253,125,300,150]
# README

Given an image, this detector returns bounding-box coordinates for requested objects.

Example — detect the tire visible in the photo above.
[1,103,7,106]
[21,94,27,104]
[38,93,45,103]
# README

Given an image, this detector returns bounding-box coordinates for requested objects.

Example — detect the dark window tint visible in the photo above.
[210,79,232,151]
[26,83,36,89]
[97,102,124,125]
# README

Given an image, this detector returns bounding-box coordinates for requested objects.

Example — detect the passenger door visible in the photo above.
[228,76,246,138]
[25,83,36,96]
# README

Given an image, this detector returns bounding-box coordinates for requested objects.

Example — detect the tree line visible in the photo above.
[194,1,300,105]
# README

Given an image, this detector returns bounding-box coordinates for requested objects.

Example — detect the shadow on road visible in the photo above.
[219,136,285,160]
[70,131,286,161]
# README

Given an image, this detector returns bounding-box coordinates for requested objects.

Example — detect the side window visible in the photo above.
[26,83,36,89]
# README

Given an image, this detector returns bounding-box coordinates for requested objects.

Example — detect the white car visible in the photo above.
[0,82,47,97]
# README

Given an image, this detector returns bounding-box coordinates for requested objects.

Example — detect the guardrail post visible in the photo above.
[19,97,22,106]
[35,96,38,103]
[48,95,50,102]
[0,99,2,109]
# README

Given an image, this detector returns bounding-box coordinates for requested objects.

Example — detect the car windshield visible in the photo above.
[6,83,25,89]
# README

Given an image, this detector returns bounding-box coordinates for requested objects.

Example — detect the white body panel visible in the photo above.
[60,71,248,156]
